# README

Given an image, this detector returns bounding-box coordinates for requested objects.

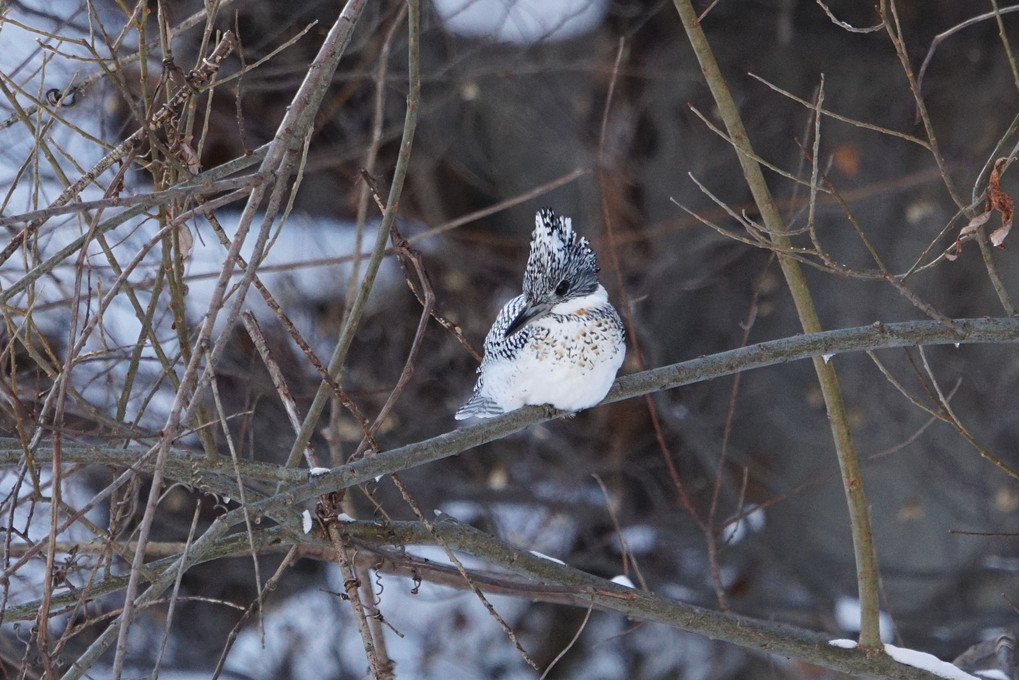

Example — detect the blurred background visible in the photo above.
[1,0,1018,678]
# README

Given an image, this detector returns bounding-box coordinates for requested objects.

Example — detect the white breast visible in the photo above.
[475,287,624,413]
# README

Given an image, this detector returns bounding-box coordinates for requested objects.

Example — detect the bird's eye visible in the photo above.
[555,279,571,296]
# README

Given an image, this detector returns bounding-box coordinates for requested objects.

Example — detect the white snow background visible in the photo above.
[432,0,610,44]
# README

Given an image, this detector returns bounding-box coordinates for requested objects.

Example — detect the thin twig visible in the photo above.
[815,0,883,32]
[673,0,883,650]
[917,346,1019,479]
[704,264,765,611]
[320,497,388,679]
[209,547,300,680]
[596,37,701,524]
[538,596,594,680]
[881,0,966,210]
[285,0,420,467]
[917,4,1019,93]
[241,312,320,468]
[592,473,648,591]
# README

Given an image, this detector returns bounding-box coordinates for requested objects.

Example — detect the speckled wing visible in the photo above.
[454,294,529,420]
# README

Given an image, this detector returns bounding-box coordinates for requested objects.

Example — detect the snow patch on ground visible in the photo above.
[224,563,535,679]
[433,0,610,44]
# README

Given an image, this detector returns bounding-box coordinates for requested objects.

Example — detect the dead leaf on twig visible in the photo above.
[177,141,202,175]
[172,223,194,274]
[958,212,991,240]
[947,212,990,260]
[948,157,1014,260]
[987,157,1014,247]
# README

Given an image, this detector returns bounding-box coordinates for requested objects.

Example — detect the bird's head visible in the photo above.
[504,208,601,337]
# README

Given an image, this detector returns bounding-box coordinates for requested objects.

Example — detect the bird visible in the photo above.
[455,208,625,420]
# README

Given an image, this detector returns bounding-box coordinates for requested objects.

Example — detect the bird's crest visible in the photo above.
[523,208,599,302]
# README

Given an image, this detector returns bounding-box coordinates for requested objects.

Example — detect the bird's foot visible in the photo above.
[540,403,576,420]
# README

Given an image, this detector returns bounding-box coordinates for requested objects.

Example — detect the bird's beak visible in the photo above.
[504,300,552,338]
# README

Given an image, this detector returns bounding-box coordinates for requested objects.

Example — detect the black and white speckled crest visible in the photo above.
[522,208,600,303]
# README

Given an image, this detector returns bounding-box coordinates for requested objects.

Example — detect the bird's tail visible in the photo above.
[454,394,504,420]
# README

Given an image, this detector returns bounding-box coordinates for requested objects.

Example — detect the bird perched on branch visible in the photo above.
[455,208,625,420]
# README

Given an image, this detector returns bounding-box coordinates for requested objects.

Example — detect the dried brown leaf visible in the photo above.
[174,223,194,262]
[951,157,1015,258]
[959,211,991,238]
[951,212,991,260]
[991,221,1012,247]
[988,157,1015,248]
